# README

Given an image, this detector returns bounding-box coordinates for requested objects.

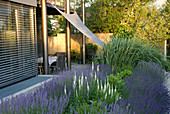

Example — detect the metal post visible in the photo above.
[74,0,76,12]
[65,0,71,70]
[82,0,86,64]
[164,40,167,59]
[55,0,57,6]
[41,0,49,74]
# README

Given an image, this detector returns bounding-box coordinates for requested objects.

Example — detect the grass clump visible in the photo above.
[95,38,168,71]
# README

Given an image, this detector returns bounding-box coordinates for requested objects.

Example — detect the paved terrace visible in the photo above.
[0,63,89,99]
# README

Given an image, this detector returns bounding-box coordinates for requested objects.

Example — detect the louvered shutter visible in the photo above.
[0,0,38,88]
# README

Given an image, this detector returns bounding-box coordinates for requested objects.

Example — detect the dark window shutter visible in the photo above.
[0,0,38,88]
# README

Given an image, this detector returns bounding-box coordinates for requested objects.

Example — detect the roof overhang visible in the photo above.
[37,3,74,15]
[9,0,37,7]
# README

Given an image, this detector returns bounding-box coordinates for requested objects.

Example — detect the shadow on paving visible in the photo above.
[0,76,52,99]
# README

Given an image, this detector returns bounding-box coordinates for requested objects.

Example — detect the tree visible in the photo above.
[119,1,169,43]
[85,0,169,44]
[86,0,121,33]
[85,0,153,33]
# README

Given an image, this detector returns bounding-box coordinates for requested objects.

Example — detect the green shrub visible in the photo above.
[85,43,98,63]
[71,50,81,62]
[96,38,168,71]
[113,28,133,39]
[107,69,133,95]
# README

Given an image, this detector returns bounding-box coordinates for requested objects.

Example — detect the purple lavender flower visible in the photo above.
[0,64,114,113]
[120,61,169,114]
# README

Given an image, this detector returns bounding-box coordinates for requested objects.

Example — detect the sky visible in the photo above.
[155,0,167,8]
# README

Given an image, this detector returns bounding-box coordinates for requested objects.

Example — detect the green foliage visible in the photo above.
[116,69,133,79]
[119,1,169,43]
[47,16,52,31]
[86,0,153,33]
[85,0,169,44]
[73,100,107,113]
[54,15,80,33]
[86,0,122,33]
[47,16,59,36]
[108,69,133,94]
[71,50,81,62]
[108,74,124,92]
[114,28,133,39]
[85,43,98,63]
[66,71,121,113]
[96,38,168,71]
[168,59,170,71]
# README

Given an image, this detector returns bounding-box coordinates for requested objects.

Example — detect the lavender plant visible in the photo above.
[2,62,168,114]
[0,64,115,113]
[119,61,169,114]
[0,89,70,114]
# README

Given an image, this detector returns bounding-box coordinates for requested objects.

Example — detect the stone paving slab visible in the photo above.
[164,72,170,93]
[164,72,170,112]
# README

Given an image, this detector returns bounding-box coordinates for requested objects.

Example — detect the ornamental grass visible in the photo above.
[96,38,168,71]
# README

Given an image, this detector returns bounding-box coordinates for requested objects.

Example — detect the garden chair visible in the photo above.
[38,62,43,75]
[50,57,59,73]
[57,55,67,71]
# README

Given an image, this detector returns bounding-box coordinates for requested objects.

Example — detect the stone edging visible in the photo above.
[0,75,57,104]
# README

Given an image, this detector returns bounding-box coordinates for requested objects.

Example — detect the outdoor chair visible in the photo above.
[57,53,67,70]
[56,55,62,71]
[50,53,67,73]
[50,57,59,73]
[58,55,67,71]
[38,62,43,75]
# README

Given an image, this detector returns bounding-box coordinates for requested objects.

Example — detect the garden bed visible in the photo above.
[0,62,169,114]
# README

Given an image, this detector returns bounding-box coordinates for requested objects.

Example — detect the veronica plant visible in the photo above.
[65,63,121,113]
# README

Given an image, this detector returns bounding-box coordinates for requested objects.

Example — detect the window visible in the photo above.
[0,0,37,88]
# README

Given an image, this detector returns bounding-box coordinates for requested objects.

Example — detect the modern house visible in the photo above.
[0,0,104,88]
[0,0,80,88]
[0,0,68,88]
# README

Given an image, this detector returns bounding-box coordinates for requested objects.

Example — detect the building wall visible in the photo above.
[48,33,113,55]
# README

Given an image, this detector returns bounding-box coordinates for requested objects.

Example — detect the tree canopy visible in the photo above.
[85,0,169,43]
[53,0,169,43]
[117,1,169,42]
